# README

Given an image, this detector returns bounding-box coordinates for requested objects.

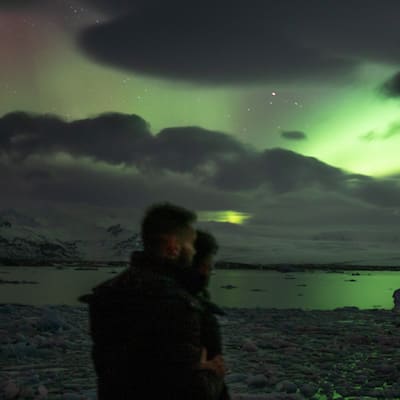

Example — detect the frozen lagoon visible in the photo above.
[1,303,400,400]
[0,266,400,309]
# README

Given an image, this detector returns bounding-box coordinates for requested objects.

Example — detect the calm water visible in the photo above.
[0,266,399,310]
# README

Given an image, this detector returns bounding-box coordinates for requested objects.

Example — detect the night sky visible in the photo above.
[1,0,400,264]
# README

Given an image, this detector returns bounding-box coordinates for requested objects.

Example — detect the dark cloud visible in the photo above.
[260,149,345,193]
[23,169,52,182]
[380,72,400,98]
[76,0,400,85]
[0,111,152,164]
[212,148,346,193]
[290,0,400,65]
[0,111,252,173]
[0,148,242,212]
[8,1,399,86]
[2,111,400,227]
[281,131,307,141]
[149,126,251,172]
[77,0,356,84]
[68,113,151,163]
[350,177,400,208]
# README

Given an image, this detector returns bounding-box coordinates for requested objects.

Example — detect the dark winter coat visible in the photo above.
[192,289,231,400]
[196,289,226,359]
[79,252,225,400]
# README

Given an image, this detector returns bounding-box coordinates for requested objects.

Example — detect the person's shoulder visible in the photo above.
[80,264,150,306]
[121,264,205,312]
[78,268,131,304]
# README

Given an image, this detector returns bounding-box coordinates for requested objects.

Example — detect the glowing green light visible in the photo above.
[198,210,252,224]
[20,37,237,134]
[291,64,400,176]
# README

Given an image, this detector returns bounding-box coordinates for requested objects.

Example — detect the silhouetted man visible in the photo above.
[79,203,226,400]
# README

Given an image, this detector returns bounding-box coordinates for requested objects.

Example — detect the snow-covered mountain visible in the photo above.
[0,209,142,262]
[2,209,400,266]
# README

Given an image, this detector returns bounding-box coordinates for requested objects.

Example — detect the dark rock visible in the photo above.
[276,380,297,393]
[299,383,317,398]
[247,374,268,388]
[220,284,237,289]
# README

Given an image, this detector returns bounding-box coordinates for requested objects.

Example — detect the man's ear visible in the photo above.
[165,235,180,258]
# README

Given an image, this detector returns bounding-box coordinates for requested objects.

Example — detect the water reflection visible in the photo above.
[0,267,398,310]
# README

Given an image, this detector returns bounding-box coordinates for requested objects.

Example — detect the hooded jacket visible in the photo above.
[79,251,225,400]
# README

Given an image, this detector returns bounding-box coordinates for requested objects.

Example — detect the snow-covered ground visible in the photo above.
[1,304,400,400]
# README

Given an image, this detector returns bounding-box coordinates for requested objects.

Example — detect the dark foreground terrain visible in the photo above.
[1,304,400,399]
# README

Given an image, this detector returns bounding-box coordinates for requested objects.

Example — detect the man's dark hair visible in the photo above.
[193,230,218,268]
[141,202,197,251]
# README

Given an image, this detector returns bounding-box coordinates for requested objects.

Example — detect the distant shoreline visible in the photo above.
[1,258,400,271]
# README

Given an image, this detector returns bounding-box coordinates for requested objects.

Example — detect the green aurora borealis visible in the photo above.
[1,12,400,179]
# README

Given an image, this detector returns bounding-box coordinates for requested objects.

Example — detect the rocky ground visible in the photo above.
[1,304,400,400]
